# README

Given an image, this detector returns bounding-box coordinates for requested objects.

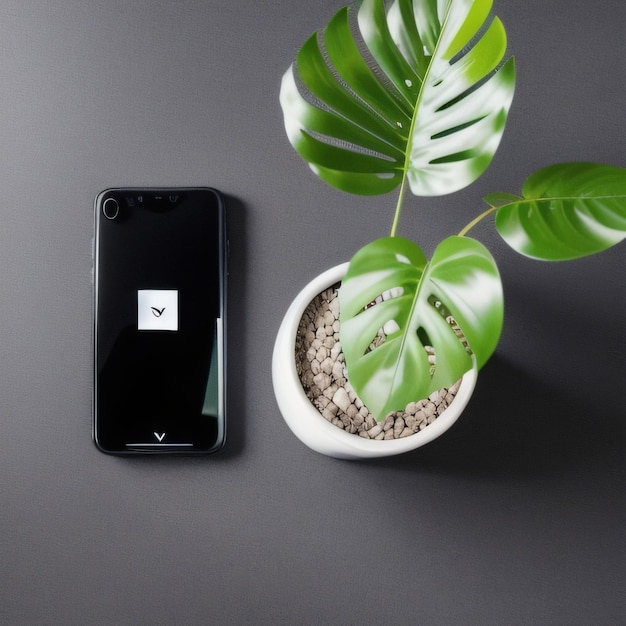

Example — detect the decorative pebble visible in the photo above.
[321,357,334,375]
[394,417,404,438]
[346,404,359,419]
[322,407,335,421]
[368,424,383,438]
[406,401,418,415]
[313,372,331,390]
[323,384,337,400]
[331,360,345,381]
[294,283,460,440]
[332,387,351,413]
[423,402,436,417]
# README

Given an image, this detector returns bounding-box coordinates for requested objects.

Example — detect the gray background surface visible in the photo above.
[0,1,624,624]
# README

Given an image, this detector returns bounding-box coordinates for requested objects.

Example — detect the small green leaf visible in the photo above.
[339,236,503,421]
[483,192,521,208]
[495,163,626,260]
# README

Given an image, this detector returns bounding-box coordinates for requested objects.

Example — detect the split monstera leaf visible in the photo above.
[339,236,503,419]
[280,0,515,197]
[280,0,626,421]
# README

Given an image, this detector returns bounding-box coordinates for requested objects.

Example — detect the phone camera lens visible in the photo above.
[102,198,120,220]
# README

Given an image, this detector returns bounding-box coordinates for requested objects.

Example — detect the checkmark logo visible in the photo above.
[138,290,178,331]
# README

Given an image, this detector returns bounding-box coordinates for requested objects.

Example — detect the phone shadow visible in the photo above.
[371,353,624,479]
[219,193,248,460]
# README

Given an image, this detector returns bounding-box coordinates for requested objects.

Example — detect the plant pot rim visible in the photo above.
[272,263,478,459]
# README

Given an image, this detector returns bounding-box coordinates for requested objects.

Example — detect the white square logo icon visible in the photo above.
[137,290,178,331]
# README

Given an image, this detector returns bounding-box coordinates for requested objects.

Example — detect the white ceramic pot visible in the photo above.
[272,263,478,460]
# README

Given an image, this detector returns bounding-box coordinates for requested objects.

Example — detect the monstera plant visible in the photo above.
[277,0,626,431]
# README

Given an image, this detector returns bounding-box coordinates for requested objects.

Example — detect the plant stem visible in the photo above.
[390,175,408,237]
[458,205,498,237]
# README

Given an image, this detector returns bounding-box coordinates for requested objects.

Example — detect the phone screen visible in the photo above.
[94,189,226,454]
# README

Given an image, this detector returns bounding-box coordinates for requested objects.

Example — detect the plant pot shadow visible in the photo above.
[371,353,624,478]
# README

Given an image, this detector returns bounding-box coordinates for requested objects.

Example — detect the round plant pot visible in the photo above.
[272,263,478,460]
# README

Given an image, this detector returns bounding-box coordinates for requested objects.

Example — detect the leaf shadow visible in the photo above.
[372,353,624,479]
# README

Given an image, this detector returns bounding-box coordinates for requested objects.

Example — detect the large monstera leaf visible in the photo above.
[280,0,516,196]
[493,163,626,260]
[339,236,503,420]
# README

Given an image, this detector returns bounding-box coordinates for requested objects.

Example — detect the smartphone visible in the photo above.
[94,188,226,454]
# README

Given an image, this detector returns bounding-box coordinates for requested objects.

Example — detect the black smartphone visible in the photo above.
[94,188,226,454]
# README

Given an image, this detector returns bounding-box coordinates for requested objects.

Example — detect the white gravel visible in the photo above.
[295,284,461,439]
